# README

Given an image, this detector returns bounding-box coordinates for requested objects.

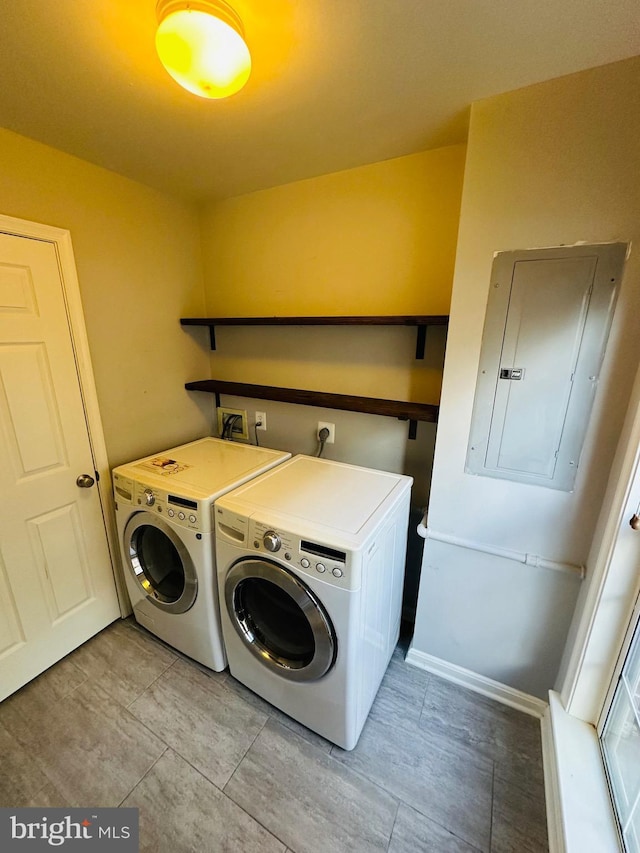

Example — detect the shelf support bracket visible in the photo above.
[208,326,216,351]
[398,416,418,440]
[415,326,426,360]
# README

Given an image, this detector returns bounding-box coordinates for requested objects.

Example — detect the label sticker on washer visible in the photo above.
[137,457,191,476]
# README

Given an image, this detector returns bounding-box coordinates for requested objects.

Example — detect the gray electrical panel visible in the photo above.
[466,243,627,491]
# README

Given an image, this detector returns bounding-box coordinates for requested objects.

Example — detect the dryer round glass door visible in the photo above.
[225,558,336,682]
[124,513,198,614]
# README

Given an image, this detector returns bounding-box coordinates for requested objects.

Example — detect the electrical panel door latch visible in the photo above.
[499,367,524,380]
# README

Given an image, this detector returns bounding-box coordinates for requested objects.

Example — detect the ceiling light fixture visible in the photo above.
[155,0,251,99]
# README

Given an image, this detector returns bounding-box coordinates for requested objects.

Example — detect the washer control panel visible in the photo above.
[128,482,202,532]
[263,530,281,552]
[248,519,349,586]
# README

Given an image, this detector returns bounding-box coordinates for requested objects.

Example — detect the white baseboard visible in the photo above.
[405,646,548,718]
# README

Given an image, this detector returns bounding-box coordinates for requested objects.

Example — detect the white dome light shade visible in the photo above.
[155,0,251,99]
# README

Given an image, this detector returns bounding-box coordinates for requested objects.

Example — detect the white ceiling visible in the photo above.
[0,1,638,202]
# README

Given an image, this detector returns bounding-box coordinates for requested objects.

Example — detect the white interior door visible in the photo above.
[0,230,120,701]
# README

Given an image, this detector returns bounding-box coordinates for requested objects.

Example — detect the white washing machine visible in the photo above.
[113,437,290,670]
[215,455,412,749]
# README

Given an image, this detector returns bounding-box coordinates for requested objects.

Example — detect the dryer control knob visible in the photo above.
[143,489,155,507]
[263,530,281,552]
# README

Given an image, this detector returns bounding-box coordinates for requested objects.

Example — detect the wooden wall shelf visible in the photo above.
[181,315,447,438]
[184,379,438,438]
[180,315,448,359]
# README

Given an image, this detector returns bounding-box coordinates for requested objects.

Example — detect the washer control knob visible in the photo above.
[263,530,281,552]
[189,514,197,523]
[332,567,344,578]
[316,563,326,573]
[178,511,186,521]
[300,558,310,569]
[143,489,155,506]
[168,509,175,517]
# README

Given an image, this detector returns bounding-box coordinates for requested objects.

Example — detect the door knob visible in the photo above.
[630,514,640,531]
[76,473,95,489]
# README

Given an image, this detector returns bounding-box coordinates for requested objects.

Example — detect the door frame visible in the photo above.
[0,212,127,614]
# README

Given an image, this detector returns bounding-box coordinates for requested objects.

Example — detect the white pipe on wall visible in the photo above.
[417,514,585,579]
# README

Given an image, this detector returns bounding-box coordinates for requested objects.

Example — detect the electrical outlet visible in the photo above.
[255,411,267,430]
[217,407,248,440]
[317,421,335,444]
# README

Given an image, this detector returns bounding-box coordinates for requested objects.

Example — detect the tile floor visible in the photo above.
[0,619,549,852]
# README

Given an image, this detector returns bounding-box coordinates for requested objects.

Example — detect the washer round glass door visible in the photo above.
[225,558,336,682]
[124,513,198,614]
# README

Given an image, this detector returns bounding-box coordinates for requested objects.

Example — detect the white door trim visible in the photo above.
[0,212,127,614]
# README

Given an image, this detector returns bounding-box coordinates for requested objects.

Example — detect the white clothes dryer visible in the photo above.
[113,438,290,670]
[215,455,412,749]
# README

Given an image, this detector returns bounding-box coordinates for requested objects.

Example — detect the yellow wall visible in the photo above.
[0,127,211,467]
[196,145,466,504]
[201,144,466,317]
[0,128,464,511]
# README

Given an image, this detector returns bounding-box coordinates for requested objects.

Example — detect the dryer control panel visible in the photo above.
[214,506,352,587]
[251,520,350,586]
